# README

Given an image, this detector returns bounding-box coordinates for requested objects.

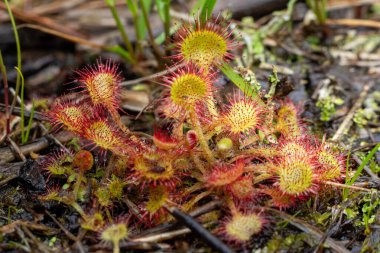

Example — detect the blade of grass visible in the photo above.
[126,0,139,18]
[154,22,181,45]
[125,0,143,53]
[136,0,152,41]
[322,0,327,23]
[24,101,35,144]
[342,148,352,200]
[219,62,264,106]
[106,46,133,62]
[4,0,22,114]
[155,0,171,40]
[0,50,10,135]
[191,0,206,16]
[344,143,380,199]
[105,0,136,64]
[163,0,170,40]
[200,0,216,24]
[348,142,380,185]
[139,0,164,64]
[306,0,327,24]
[14,67,25,143]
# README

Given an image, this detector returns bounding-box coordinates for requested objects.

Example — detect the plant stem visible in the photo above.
[24,100,35,143]
[113,241,120,253]
[110,108,132,135]
[125,0,143,54]
[73,170,84,201]
[139,0,165,65]
[226,196,237,214]
[106,0,136,64]
[188,109,215,164]
[191,151,205,174]
[4,0,22,113]
[163,1,170,41]
[182,190,211,212]
[4,0,21,114]
[14,67,25,142]
[108,108,147,151]
[156,0,171,41]
[0,51,10,135]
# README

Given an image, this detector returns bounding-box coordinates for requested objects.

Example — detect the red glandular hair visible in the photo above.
[158,64,216,120]
[46,98,89,134]
[76,59,122,114]
[173,16,238,69]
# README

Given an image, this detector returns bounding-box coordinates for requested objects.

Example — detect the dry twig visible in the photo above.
[120,63,187,86]
[0,2,83,37]
[0,132,75,164]
[327,18,380,29]
[332,81,374,141]
[267,208,350,253]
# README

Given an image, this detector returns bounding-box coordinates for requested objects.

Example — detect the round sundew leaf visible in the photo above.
[181,30,227,69]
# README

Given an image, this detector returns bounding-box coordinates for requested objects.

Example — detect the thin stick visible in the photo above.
[189,200,222,217]
[131,227,191,243]
[323,181,372,192]
[332,82,374,141]
[120,63,186,86]
[7,136,26,162]
[0,2,83,37]
[45,210,77,241]
[327,18,380,29]
[18,24,105,50]
[38,123,70,154]
[135,199,220,237]
[95,241,169,251]
[0,132,74,164]
[45,210,86,253]
[21,226,50,253]
[0,103,48,121]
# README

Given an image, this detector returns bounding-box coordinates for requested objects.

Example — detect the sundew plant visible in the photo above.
[41,15,346,248]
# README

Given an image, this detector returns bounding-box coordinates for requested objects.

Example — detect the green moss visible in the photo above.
[258,232,310,252]
[316,96,344,121]
[354,91,380,127]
